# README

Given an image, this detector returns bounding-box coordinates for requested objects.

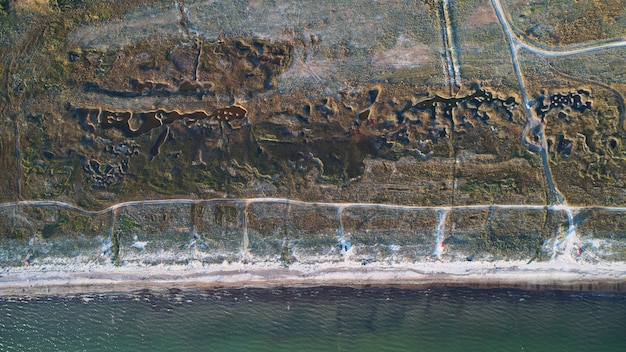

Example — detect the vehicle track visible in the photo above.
[491,0,626,259]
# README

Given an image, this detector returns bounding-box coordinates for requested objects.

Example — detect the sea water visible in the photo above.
[0,287,624,352]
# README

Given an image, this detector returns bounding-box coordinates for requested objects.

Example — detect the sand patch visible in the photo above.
[467,2,498,27]
[373,34,432,69]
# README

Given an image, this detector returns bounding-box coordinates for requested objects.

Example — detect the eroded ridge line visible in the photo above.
[3,198,626,261]
[5,198,626,218]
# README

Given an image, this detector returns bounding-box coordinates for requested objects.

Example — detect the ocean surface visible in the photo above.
[1,287,625,352]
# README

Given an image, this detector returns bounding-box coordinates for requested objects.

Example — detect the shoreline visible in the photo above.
[2,260,626,296]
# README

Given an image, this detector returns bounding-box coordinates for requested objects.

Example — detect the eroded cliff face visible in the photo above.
[0,0,625,267]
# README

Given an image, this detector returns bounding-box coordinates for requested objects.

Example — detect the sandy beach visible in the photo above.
[2,259,626,296]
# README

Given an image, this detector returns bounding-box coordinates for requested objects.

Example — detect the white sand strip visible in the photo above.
[2,260,626,296]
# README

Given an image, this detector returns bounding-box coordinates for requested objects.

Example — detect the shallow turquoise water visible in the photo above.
[0,287,625,351]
